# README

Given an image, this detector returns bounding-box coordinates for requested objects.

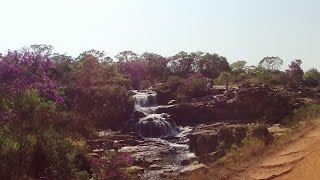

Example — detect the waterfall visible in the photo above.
[131,90,179,138]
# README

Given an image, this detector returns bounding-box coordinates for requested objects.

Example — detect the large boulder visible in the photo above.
[135,113,179,138]
[188,123,247,156]
[134,111,147,120]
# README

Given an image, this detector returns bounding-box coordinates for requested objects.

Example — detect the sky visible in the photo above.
[0,0,319,69]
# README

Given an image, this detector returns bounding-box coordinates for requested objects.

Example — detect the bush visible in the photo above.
[0,123,91,179]
[71,85,133,129]
[92,151,134,180]
[304,68,320,87]
[179,73,210,100]
[292,104,320,122]
[0,89,57,122]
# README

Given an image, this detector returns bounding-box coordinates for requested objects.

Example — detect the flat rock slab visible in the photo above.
[179,163,208,176]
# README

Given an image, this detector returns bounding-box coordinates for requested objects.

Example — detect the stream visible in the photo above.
[119,90,195,179]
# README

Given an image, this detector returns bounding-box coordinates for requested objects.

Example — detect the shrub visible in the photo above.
[292,104,320,122]
[304,68,320,87]
[92,151,134,180]
[71,85,133,129]
[179,73,210,100]
[0,89,57,122]
[0,123,91,179]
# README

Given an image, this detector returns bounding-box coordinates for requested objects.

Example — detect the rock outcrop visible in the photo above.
[188,123,247,156]
[157,84,297,125]
[187,122,274,163]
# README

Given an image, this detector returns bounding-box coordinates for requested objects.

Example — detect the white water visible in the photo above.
[123,90,195,179]
[132,90,179,138]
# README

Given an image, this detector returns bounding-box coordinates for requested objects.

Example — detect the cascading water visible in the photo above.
[132,90,179,138]
[120,90,195,179]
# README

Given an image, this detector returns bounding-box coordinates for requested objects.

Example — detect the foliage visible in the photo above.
[179,73,210,100]
[115,51,138,62]
[76,49,113,63]
[51,53,74,86]
[92,151,133,180]
[258,56,283,71]
[117,59,148,89]
[285,59,304,87]
[70,55,133,128]
[169,51,197,77]
[197,53,231,79]
[0,123,91,179]
[21,44,54,56]
[0,51,64,105]
[231,60,248,74]
[291,104,320,122]
[142,52,169,80]
[304,68,320,87]
[214,72,231,86]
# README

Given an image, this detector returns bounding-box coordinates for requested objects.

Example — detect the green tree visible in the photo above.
[198,53,230,79]
[304,68,320,87]
[21,44,54,56]
[52,53,74,86]
[231,60,248,74]
[141,52,169,79]
[76,49,113,63]
[115,51,138,62]
[259,56,283,71]
[169,51,196,77]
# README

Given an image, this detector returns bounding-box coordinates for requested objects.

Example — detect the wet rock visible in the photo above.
[179,163,208,176]
[134,111,147,120]
[118,139,144,146]
[160,147,179,155]
[133,158,154,167]
[168,100,176,105]
[159,172,179,179]
[181,156,198,166]
[92,149,104,154]
[149,164,162,170]
[88,153,100,158]
[135,114,179,138]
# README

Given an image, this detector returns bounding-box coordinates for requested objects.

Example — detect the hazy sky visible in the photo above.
[0,0,319,69]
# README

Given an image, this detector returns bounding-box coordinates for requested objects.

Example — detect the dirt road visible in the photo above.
[240,119,320,180]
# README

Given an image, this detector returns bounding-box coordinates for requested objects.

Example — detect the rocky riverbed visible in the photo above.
[86,85,301,179]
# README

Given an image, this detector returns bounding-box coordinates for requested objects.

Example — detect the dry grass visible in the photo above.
[202,118,318,180]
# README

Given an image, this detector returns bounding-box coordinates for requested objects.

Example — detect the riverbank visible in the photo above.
[191,119,318,180]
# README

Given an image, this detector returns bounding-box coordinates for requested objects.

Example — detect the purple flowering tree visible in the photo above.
[285,59,304,86]
[0,51,64,104]
[0,51,64,121]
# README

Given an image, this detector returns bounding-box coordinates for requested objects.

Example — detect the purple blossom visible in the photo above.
[0,51,64,104]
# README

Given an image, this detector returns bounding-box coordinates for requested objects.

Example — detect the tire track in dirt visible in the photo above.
[240,119,320,180]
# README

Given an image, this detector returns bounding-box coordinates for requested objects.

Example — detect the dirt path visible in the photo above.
[240,119,320,180]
